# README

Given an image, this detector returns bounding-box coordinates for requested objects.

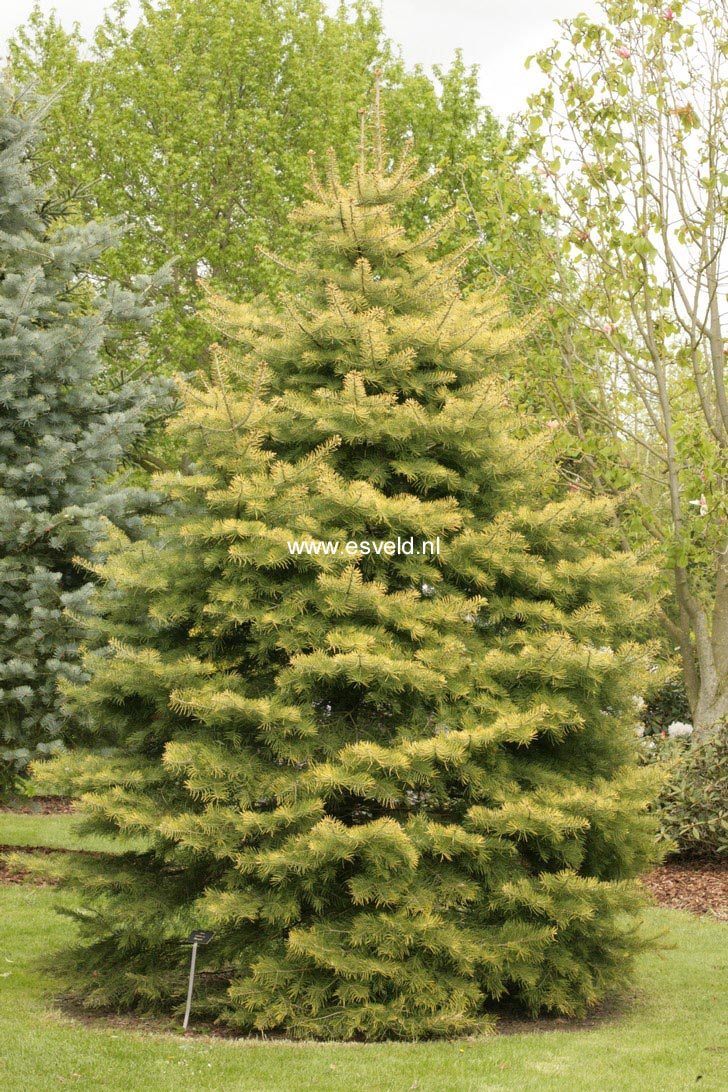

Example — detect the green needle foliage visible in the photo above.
[37,121,661,1040]
[0,85,173,794]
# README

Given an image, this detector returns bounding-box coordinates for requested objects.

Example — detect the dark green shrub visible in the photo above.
[638,733,690,768]
[656,724,728,859]
[641,676,691,737]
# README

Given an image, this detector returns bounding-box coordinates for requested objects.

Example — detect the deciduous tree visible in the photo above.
[525,0,728,738]
[9,1,502,371]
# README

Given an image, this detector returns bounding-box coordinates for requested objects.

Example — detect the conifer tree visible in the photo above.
[0,85,172,792]
[36,108,659,1039]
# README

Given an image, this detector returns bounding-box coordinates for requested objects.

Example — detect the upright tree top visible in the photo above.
[208,103,528,443]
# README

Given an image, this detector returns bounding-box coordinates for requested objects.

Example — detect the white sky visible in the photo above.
[0,0,604,120]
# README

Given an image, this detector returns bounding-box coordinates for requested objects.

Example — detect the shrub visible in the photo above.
[641,676,691,738]
[656,724,728,859]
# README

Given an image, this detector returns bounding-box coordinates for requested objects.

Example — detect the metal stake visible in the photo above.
[183,941,198,1031]
[181,929,213,1031]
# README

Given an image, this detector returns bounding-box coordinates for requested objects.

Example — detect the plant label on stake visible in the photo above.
[182,930,215,1031]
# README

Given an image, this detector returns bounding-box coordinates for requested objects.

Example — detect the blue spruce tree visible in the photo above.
[0,84,173,792]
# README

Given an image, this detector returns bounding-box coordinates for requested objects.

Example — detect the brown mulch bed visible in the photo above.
[59,990,632,1040]
[493,991,637,1037]
[0,795,75,815]
[0,842,105,886]
[642,859,728,920]
[0,860,56,885]
[0,844,64,886]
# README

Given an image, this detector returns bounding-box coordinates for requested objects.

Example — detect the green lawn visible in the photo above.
[0,811,146,854]
[0,816,726,1092]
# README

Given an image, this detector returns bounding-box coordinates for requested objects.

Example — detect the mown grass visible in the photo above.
[0,814,726,1091]
[0,812,146,854]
